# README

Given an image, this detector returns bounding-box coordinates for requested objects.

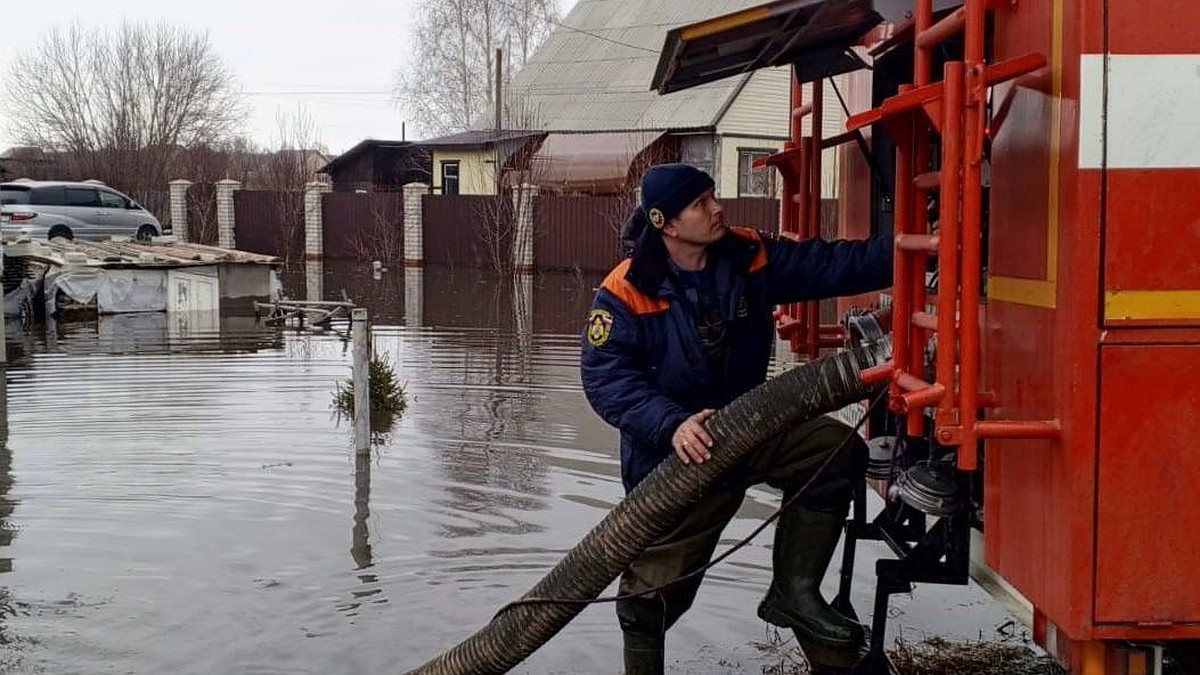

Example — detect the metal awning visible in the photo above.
[528,131,666,193]
[650,0,884,94]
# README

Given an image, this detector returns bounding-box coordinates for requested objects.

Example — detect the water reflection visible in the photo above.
[352,451,372,570]
[298,259,601,335]
[339,450,386,619]
[0,366,19,670]
[0,370,11,572]
[3,312,284,360]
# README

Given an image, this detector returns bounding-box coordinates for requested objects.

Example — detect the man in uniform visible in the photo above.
[581,163,893,673]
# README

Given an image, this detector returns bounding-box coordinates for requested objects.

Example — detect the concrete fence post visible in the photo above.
[404,265,423,328]
[351,308,371,454]
[306,259,324,303]
[511,183,539,274]
[215,179,241,250]
[402,183,428,267]
[168,179,191,242]
[304,181,331,260]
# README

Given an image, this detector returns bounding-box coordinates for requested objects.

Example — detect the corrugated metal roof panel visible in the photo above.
[503,0,780,133]
[5,238,281,268]
[530,130,665,191]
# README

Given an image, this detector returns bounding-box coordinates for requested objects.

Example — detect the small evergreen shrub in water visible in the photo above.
[333,352,407,431]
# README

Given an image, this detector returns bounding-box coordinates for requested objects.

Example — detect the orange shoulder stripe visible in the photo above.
[728,227,768,273]
[601,260,670,315]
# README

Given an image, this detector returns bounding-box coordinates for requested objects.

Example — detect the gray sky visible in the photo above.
[1,0,574,156]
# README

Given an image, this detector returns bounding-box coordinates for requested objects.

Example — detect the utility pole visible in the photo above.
[495,47,504,192]
[495,48,503,131]
[0,234,6,365]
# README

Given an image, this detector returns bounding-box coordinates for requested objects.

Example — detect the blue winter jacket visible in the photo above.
[580,225,892,492]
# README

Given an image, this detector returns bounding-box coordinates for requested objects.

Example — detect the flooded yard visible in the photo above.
[0,262,1029,674]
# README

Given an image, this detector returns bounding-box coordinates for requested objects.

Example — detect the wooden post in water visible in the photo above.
[351,308,371,454]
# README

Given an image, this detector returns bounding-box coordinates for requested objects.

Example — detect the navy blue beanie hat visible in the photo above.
[640,163,715,230]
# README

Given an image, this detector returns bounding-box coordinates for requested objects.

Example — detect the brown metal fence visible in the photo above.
[535,194,629,272]
[422,195,513,270]
[205,192,842,275]
[723,197,781,232]
[322,192,404,261]
[528,196,836,273]
[718,198,838,237]
[185,183,218,246]
[234,190,303,259]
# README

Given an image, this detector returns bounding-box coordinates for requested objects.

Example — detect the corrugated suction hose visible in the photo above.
[406,349,878,674]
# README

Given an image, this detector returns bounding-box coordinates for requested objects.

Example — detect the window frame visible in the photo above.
[65,187,100,207]
[736,147,777,198]
[441,160,461,196]
[0,186,31,205]
[30,186,65,206]
[98,189,128,209]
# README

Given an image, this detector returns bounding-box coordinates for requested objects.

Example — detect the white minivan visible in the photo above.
[0,181,166,241]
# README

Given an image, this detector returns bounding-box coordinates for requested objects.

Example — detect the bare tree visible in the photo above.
[348,193,406,263]
[259,107,324,263]
[170,137,258,244]
[186,183,219,246]
[474,193,517,274]
[393,0,561,137]
[501,0,560,64]
[3,21,246,213]
[261,107,323,190]
[472,134,550,274]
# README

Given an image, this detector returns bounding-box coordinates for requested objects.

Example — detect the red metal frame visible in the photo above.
[850,0,1058,466]
[758,70,848,359]
[840,0,1200,668]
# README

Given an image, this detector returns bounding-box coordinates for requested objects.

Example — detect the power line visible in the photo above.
[242,91,392,96]
[490,0,660,54]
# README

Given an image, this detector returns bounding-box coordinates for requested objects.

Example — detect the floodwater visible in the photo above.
[0,262,1025,674]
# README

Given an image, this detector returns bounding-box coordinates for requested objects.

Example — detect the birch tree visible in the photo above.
[393,0,561,137]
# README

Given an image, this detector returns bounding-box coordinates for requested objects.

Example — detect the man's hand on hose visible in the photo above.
[672,409,716,465]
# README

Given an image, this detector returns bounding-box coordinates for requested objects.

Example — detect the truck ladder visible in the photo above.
[848,0,1057,470]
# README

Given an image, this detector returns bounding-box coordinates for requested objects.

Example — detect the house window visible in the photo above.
[441,161,460,195]
[680,136,716,181]
[737,149,776,198]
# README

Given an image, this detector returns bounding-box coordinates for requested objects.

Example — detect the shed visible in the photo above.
[318,140,432,192]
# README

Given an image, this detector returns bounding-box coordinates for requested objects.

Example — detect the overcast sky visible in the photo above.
[0,0,574,156]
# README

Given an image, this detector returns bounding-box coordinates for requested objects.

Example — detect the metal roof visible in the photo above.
[505,0,783,132]
[318,139,414,174]
[417,129,545,149]
[4,237,280,269]
[529,131,665,191]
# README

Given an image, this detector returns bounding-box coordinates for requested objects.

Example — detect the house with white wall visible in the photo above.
[422,0,847,198]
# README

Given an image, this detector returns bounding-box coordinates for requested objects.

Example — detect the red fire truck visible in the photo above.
[652,1,1200,673]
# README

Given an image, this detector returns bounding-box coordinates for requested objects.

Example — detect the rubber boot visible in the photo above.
[757,503,865,665]
[622,631,664,675]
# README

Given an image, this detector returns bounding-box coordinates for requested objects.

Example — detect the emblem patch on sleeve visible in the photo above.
[586,309,614,347]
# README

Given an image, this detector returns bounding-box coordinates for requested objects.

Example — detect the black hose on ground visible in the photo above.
[405,348,881,674]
